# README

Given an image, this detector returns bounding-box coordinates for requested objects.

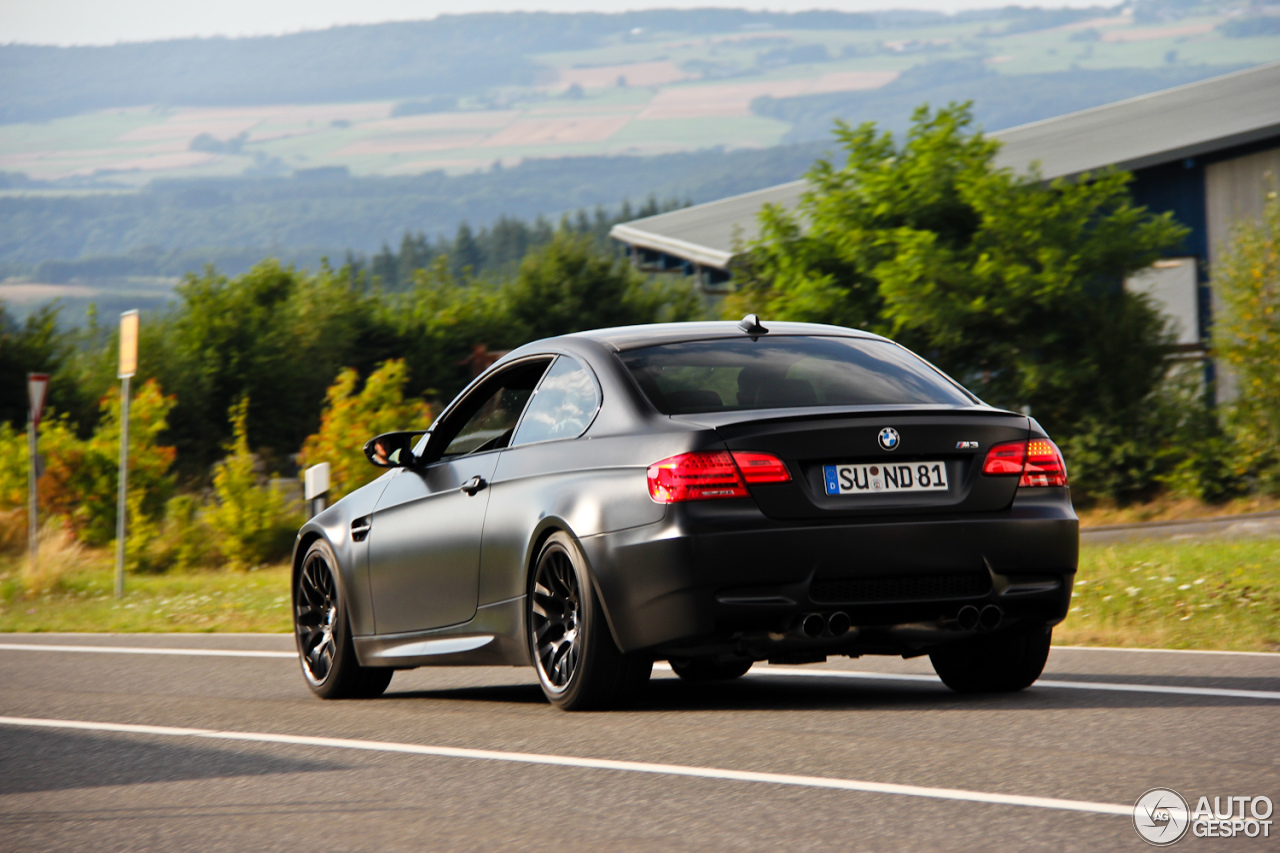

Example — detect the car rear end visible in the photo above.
[580,329,1077,665]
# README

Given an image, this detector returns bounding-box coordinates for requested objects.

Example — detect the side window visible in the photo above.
[510,356,600,446]
[435,360,552,459]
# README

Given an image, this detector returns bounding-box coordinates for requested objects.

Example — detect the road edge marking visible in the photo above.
[0,643,295,659]
[735,665,1280,701]
[0,714,1131,817]
[4,645,1277,700]
[1051,645,1279,657]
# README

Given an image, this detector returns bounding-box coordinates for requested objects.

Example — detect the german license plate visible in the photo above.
[823,461,949,495]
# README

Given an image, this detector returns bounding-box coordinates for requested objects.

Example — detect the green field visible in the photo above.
[5,537,1277,652]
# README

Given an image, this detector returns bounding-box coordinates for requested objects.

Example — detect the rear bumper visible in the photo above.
[579,489,1077,658]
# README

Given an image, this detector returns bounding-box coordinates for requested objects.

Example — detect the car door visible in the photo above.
[476,355,610,605]
[366,358,552,635]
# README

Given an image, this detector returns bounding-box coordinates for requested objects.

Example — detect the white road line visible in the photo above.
[4,644,1276,700]
[1053,645,1280,657]
[738,666,1280,701]
[0,714,1131,817]
[0,643,295,659]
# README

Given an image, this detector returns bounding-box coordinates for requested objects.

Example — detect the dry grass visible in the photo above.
[1077,493,1280,528]
[19,522,87,596]
[0,507,26,553]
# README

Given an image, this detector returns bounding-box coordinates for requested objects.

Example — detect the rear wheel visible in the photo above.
[929,623,1052,693]
[669,656,753,682]
[295,540,393,699]
[529,532,651,710]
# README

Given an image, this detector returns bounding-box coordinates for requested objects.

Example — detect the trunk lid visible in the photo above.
[676,405,1030,520]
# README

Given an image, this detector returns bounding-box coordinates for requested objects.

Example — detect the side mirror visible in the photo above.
[363,431,426,469]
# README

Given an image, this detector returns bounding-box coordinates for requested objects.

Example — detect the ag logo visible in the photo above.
[877,427,900,451]
[1134,787,1190,846]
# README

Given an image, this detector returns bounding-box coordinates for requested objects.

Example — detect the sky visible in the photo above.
[1,0,1112,46]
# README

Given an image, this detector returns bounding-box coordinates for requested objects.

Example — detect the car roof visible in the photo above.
[558,320,887,352]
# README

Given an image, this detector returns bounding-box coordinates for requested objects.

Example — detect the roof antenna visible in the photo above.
[738,313,769,336]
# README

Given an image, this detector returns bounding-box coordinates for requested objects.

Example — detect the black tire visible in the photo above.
[528,532,651,710]
[294,539,394,700]
[669,656,753,682]
[929,623,1053,693]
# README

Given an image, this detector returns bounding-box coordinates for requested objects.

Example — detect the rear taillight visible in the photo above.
[1021,439,1068,487]
[981,439,1068,487]
[647,451,790,503]
[732,451,792,484]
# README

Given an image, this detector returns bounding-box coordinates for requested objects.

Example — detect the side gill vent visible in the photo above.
[351,516,371,542]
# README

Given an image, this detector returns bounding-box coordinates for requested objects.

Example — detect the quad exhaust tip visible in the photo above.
[797,611,853,639]
[801,613,826,638]
[957,604,1004,631]
[827,611,851,637]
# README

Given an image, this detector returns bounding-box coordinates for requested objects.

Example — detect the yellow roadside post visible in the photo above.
[115,310,139,598]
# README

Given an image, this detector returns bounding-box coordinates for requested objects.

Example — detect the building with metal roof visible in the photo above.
[611,61,1280,359]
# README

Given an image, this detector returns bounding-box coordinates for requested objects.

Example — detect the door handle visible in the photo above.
[460,475,487,496]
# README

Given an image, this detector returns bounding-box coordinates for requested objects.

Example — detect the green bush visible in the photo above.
[207,398,301,571]
[1058,368,1241,506]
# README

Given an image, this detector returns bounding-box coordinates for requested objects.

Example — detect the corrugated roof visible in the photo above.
[611,62,1280,269]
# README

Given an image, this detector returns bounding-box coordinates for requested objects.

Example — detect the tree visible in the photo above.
[506,231,702,343]
[730,104,1187,437]
[297,360,433,501]
[1213,186,1280,492]
[0,302,86,430]
[35,380,177,545]
[145,260,372,473]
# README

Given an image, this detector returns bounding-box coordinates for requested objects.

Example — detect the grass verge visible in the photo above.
[1059,538,1280,652]
[0,547,291,633]
[2,539,1278,652]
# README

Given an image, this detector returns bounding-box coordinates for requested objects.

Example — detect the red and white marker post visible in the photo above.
[27,373,50,574]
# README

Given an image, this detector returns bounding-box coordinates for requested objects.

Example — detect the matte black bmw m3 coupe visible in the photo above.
[292,317,1077,710]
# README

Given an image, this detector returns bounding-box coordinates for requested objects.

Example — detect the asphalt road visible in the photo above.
[1080,512,1280,544]
[2,634,1277,852]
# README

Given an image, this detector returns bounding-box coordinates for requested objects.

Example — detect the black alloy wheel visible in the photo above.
[529,532,651,710]
[530,541,582,690]
[294,540,394,699]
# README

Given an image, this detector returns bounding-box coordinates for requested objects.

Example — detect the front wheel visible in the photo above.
[929,623,1052,693]
[294,539,393,699]
[528,532,651,710]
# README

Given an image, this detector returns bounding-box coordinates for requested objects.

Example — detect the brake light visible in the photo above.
[647,451,790,503]
[981,439,1068,487]
[1022,439,1068,487]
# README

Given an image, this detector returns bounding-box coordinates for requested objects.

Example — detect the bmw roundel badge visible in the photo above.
[878,427,900,451]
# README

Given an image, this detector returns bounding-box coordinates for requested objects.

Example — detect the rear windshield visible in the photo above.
[619,336,976,415]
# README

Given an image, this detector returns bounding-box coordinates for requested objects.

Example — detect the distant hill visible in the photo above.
[1,2,1276,310]
[0,141,830,273]
[0,9,950,124]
